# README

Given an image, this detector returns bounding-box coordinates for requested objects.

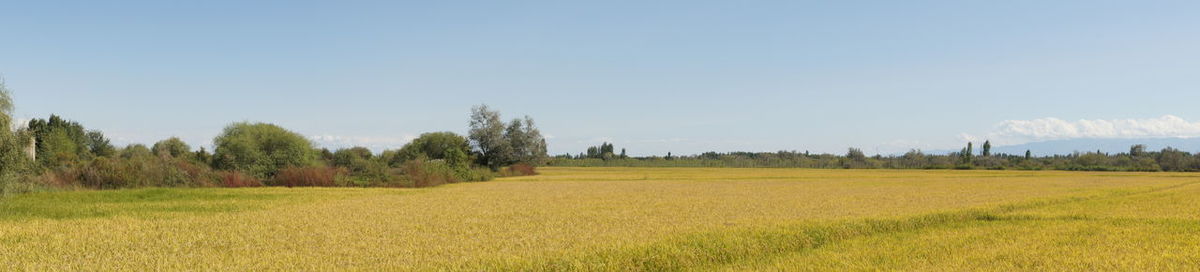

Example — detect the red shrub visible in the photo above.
[218,171,262,188]
[270,166,345,187]
[499,163,538,177]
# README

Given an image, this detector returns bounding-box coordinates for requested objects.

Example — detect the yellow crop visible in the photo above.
[1,167,1198,271]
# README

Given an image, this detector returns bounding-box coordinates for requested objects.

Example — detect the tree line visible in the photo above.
[551,141,1200,172]
[0,80,547,196]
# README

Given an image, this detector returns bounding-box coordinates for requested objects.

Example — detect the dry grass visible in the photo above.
[1,167,1198,270]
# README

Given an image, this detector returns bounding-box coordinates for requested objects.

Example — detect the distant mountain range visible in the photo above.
[991,138,1200,156]
[929,138,1200,156]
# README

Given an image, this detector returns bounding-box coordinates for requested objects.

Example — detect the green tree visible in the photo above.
[119,144,153,159]
[39,129,83,168]
[586,146,599,158]
[506,116,547,165]
[1130,144,1146,157]
[0,78,33,195]
[846,148,867,161]
[982,140,992,157]
[332,146,374,167]
[468,105,510,170]
[468,105,547,168]
[194,147,213,165]
[1156,147,1190,172]
[86,131,116,158]
[901,149,926,168]
[332,146,389,185]
[152,137,192,158]
[960,142,974,164]
[212,122,317,178]
[27,115,93,167]
[392,132,471,166]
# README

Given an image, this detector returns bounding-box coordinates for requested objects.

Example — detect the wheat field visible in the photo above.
[2,167,1198,271]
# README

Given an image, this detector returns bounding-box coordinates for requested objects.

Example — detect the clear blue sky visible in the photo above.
[3,0,1200,155]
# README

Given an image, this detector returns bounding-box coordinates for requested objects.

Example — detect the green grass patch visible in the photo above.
[0,187,360,221]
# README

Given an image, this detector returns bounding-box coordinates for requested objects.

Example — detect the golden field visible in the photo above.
[2,167,1199,271]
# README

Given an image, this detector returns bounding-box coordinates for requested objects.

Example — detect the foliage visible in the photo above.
[468,105,547,170]
[268,166,345,187]
[0,79,34,196]
[212,122,317,179]
[152,137,192,159]
[497,163,537,177]
[119,144,153,159]
[40,156,218,189]
[194,147,213,166]
[330,147,391,186]
[505,116,548,165]
[388,132,471,167]
[26,115,112,168]
[400,159,458,188]
[86,131,116,158]
[583,142,618,160]
[468,105,510,169]
[553,143,1200,173]
[216,171,261,188]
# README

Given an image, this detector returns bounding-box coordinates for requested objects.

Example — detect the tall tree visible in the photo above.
[0,78,33,194]
[468,105,510,170]
[469,105,546,168]
[846,148,867,161]
[506,116,547,165]
[1130,144,1146,157]
[27,115,95,167]
[85,131,115,157]
[982,140,992,157]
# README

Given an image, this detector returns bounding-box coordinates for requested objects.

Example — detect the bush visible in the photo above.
[389,132,471,167]
[401,159,458,188]
[457,167,495,182]
[44,156,217,189]
[269,166,344,187]
[498,163,537,177]
[331,147,392,186]
[212,122,317,179]
[152,137,192,159]
[217,171,261,188]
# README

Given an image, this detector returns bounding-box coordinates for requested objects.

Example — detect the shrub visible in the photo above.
[269,166,344,187]
[389,132,471,167]
[212,122,317,179]
[119,144,153,159]
[331,147,392,186]
[457,167,495,182]
[217,171,261,188]
[152,137,192,159]
[498,163,537,177]
[401,159,458,188]
[48,156,217,189]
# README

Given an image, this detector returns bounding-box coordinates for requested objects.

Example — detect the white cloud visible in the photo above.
[309,134,417,152]
[967,115,1200,145]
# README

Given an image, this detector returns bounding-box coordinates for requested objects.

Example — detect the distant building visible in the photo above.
[25,136,36,161]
